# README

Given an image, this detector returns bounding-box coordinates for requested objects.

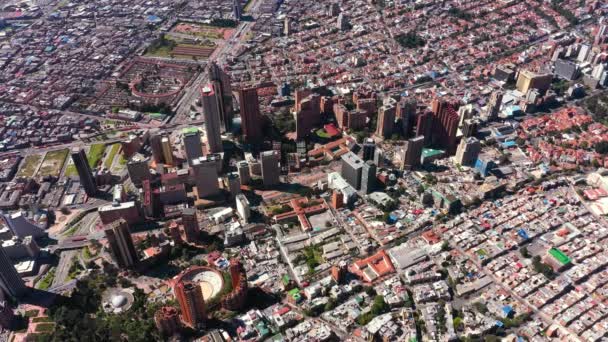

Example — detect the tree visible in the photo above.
[595,141,608,155]
[519,246,530,258]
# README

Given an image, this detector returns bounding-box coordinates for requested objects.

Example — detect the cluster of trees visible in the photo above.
[42,271,161,342]
[532,255,555,279]
[550,0,578,25]
[356,295,389,326]
[586,92,608,122]
[395,31,426,49]
[210,18,237,28]
[595,141,608,155]
[448,7,472,20]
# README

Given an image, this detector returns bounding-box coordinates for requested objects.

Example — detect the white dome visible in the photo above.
[111,294,127,308]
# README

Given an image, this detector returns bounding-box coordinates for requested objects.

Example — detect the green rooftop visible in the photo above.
[549,248,571,265]
[421,148,444,158]
[182,127,199,135]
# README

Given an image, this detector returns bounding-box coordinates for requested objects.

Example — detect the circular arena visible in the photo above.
[173,266,224,300]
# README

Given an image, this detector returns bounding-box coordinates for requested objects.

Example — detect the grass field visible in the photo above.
[16,154,43,178]
[36,268,56,290]
[36,149,69,178]
[103,143,121,168]
[65,144,106,176]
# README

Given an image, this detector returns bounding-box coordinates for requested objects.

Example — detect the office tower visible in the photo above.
[181,208,199,243]
[283,16,291,35]
[233,0,242,20]
[260,151,280,186]
[0,246,27,299]
[238,87,262,144]
[337,13,349,31]
[577,44,591,62]
[104,219,138,268]
[161,137,174,165]
[150,134,164,164]
[235,194,250,223]
[485,91,504,121]
[362,138,375,161]
[516,70,552,94]
[208,63,233,132]
[457,104,475,128]
[154,306,180,336]
[373,148,384,167]
[554,59,580,81]
[341,152,363,190]
[327,2,340,16]
[431,99,460,154]
[183,128,203,164]
[295,92,321,140]
[237,161,250,185]
[331,191,343,209]
[376,103,396,139]
[402,136,424,170]
[595,24,607,45]
[225,173,241,197]
[455,137,481,167]
[360,161,377,194]
[200,84,224,154]
[415,111,433,146]
[397,98,417,138]
[462,119,478,138]
[174,281,206,328]
[191,156,220,198]
[126,154,150,187]
[71,147,97,196]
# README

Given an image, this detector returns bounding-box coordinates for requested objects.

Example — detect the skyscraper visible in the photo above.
[415,111,433,146]
[154,306,180,336]
[402,136,425,170]
[360,161,377,194]
[362,138,375,161]
[208,63,233,132]
[71,147,97,196]
[161,136,174,165]
[485,91,504,121]
[126,154,150,187]
[233,0,242,21]
[225,173,241,198]
[150,134,164,164]
[341,152,363,190]
[235,194,250,223]
[396,98,417,138]
[376,103,396,139]
[104,219,138,268]
[0,246,27,299]
[238,87,262,144]
[295,92,321,140]
[200,84,224,154]
[455,137,481,166]
[181,208,199,243]
[182,128,203,164]
[431,99,460,154]
[237,161,250,185]
[174,281,206,328]
[260,151,280,186]
[191,156,220,198]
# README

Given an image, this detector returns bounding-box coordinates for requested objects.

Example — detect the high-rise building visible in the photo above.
[402,136,424,170]
[295,91,321,140]
[283,16,291,36]
[154,306,181,336]
[238,87,262,144]
[362,138,375,161]
[225,173,241,197]
[181,208,199,243]
[461,119,478,138]
[104,218,138,268]
[183,128,203,164]
[516,70,552,95]
[174,281,206,328]
[191,156,220,198]
[150,134,164,164]
[222,259,248,311]
[376,103,396,139]
[235,194,250,223]
[161,137,174,165]
[0,246,27,299]
[71,147,97,196]
[337,13,349,31]
[373,148,384,167]
[455,137,481,167]
[260,151,280,186]
[485,91,504,121]
[208,63,233,132]
[595,24,607,45]
[233,0,242,20]
[397,98,417,138]
[200,84,224,154]
[331,191,343,209]
[127,154,151,187]
[360,161,377,194]
[341,152,363,190]
[327,2,340,16]
[577,44,591,63]
[415,111,433,146]
[237,161,250,185]
[431,99,460,154]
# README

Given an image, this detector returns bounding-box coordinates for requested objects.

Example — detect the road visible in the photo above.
[52,250,77,287]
